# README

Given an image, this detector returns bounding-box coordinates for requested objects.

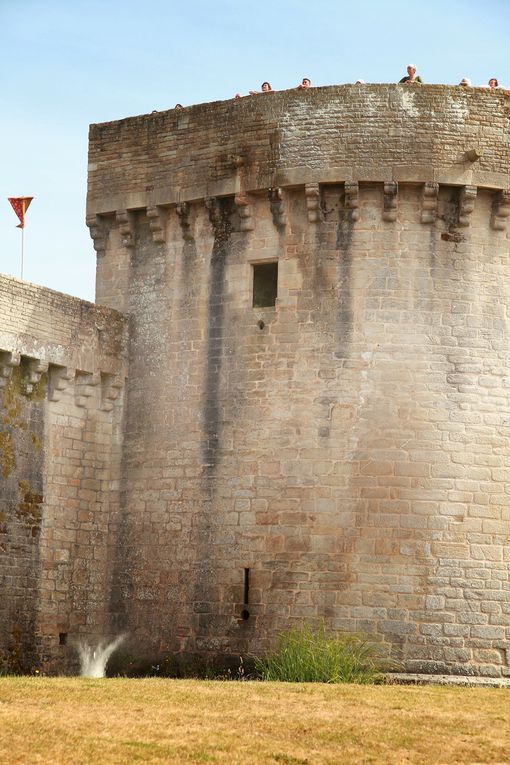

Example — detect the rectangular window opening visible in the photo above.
[252,262,278,308]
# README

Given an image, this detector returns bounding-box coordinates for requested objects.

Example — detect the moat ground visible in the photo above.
[1,678,509,764]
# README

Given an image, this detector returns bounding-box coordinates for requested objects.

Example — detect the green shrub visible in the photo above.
[254,622,384,684]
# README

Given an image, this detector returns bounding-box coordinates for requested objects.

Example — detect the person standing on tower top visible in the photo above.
[297,77,311,89]
[249,82,273,95]
[399,64,423,84]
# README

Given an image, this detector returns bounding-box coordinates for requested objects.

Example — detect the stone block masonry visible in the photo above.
[87,84,510,220]
[4,84,510,676]
[87,84,510,677]
[0,275,127,673]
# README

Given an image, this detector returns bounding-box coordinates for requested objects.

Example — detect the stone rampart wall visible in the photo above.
[0,275,127,672]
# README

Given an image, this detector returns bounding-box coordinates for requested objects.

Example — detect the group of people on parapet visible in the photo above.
[231,66,502,100]
[396,64,501,88]
[234,77,311,98]
[168,66,503,110]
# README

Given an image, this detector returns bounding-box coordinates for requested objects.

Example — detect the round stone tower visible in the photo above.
[87,84,510,676]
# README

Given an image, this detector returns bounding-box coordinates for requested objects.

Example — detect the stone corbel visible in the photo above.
[100,373,123,412]
[86,215,107,257]
[0,350,21,388]
[234,193,254,232]
[74,371,100,408]
[382,181,398,222]
[421,182,439,224]
[146,206,166,243]
[305,183,323,223]
[491,190,510,231]
[48,365,75,403]
[344,182,359,222]
[176,202,193,240]
[24,359,49,395]
[268,187,287,229]
[457,185,477,227]
[116,209,135,248]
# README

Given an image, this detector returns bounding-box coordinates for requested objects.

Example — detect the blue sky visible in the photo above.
[2,0,509,302]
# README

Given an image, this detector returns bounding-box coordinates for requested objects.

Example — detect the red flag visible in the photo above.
[8,197,33,229]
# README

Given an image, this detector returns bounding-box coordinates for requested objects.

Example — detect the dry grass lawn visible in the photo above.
[1,678,509,764]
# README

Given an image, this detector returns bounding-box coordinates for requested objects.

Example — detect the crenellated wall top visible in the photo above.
[88,84,510,215]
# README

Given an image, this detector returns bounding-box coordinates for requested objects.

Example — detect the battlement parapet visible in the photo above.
[88,84,510,216]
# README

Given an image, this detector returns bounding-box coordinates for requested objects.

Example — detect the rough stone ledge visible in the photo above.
[388,673,510,688]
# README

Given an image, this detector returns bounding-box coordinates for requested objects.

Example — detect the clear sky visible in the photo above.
[2,0,509,303]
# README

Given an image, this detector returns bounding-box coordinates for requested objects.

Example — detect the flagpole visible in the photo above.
[20,196,27,280]
[8,197,33,278]
[21,226,24,280]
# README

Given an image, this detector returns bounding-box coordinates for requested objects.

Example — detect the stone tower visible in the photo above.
[85,84,510,676]
[2,84,510,676]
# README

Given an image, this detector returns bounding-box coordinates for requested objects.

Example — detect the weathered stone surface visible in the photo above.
[88,85,510,217]
[0,276,127,672]
[4,85,510,676]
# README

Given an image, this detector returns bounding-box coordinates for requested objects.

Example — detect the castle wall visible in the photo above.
[87,85,510,676]
[0,275,127,672]
[92,186,510,676]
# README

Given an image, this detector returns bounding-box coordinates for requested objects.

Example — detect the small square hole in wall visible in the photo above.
[252,262,278,308]
[59,632,68,646]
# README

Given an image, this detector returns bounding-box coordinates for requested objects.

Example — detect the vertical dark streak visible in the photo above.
[202,199,233,473]
[336,196,355,358]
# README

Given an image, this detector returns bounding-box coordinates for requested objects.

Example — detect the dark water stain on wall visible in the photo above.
[335,194,355,358]
[180,229,199,319]
[201,198,234,473]
[190,199,236,651]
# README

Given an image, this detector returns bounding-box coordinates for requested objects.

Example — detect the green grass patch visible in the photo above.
[254,622,384,683]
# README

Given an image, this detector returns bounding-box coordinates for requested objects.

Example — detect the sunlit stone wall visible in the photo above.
[0,275,127,673]
[33,84,510,675]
